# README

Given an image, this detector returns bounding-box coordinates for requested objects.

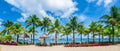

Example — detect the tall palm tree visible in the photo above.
[41,17,51,33]
[48,19,61,44]
[77,22,84,43]
[40,17,51,44]
[61,26,71,44]
[104,26,112,43]
[99,6,120,44]
[66,16,78,44]
[89,21,97,43]
[84,28,90,43]
[27,26,38,44]
[26,14,40,44]
[96,24,103,43]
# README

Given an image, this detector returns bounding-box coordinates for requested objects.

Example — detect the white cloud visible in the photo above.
[5,0,78,22]
[17,13,28,22]
[96,0,103,6]
[86,0,114,7]
[86,0,95,3]
[78,14,87,21]
[104,0,112,7]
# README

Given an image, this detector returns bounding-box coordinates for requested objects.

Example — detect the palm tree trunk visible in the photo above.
[31,34,32,44]
[33,24,35,44]
[99,32,100,43]
[66,35,68,44]
[102,34,104,43]
[24,37,25,44]
[17,34,19,43]
[109,35,111,43]
[80,34,82,43]
[43,27,46,45]
[43,37,46,45]
[112,25,115,44]
[72,29,75,44]
[93,32,95,43]
[88,34,89,43]
[55,32,58,45]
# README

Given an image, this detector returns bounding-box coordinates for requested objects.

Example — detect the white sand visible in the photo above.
[0,45,120,51]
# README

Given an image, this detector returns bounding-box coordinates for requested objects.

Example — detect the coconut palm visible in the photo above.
[84,28,90,43]
[2,20,13,35]
[89,21,97,43]
[96,24,103,43]
[41,17,51,33]
[26,14,40,44]
[10,23,24,43]
[99,6,120,44]
[77,22,84,43]
[40,17,51,44]
[66,16,78,44]
[104,26,112,43]
[61,26,71,44]
[27,26,38,44]
[48,19,61,44]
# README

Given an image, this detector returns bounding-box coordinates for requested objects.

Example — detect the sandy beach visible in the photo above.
[0,45,120,51]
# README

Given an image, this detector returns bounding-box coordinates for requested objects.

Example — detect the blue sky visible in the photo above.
[0,0,120,39]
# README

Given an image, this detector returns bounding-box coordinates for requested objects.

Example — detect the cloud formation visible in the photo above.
[86,0,115,7]
[5,0,78,22]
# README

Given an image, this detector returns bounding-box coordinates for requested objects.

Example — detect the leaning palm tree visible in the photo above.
[99,6,120,44]
[48,19,61,44]
[66,16,78,44]
[26,14,40,44]
[61,26,71,44]
[77,22,84,43]
[89,21,97,43]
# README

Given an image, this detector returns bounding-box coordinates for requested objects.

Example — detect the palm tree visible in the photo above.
[2,20,13,35]
[61,26,71,44]
[27,26,38,44]
[104,26,112,43]
[84,28,90,43]
[41,17,51,33]
[77,22,84,43]
[48,19,61,44]
[89,21,97,43]
[66,16,78,44]
[10,23,24,43]
[96,24,103,43]
[26,14,40,44]
[99,6,120,44]
[40,17,51,44]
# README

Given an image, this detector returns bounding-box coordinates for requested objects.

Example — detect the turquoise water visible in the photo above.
[20,38,119,44]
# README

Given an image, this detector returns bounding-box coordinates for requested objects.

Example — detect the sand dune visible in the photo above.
[0,45,120,51]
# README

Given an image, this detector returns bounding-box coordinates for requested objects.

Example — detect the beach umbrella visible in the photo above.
[21,34,29,39]
[21,34,29,44]
[41,34,49,38]
[39,33,49,45]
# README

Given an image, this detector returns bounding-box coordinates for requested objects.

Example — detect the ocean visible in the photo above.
[20,38,119,44]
